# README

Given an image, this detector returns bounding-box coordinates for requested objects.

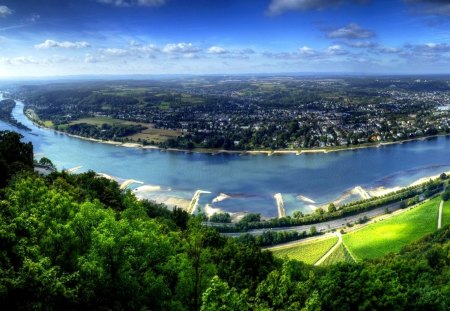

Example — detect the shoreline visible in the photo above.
[19,105,450,156]
[30,123,450,157]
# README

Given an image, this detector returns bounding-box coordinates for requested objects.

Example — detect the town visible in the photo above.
[14,76,450,151]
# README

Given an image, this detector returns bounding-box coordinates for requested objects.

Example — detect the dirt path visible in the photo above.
[314,232,342,266]
[438,200,444,229]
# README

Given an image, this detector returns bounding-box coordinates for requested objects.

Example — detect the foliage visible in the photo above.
[0,131,33,188]
[209,212,231,223]
[237,230,312,247]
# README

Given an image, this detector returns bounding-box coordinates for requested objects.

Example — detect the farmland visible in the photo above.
[321,243,355,266]
[442,200,450,227]
[343,196,441,260]
[63,116,182,143]
[271,236,338,264]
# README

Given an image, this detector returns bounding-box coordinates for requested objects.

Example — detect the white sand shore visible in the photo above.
[188,190,212,214]
[133,185,163,192]
[205,204,223,217]
[66,166,82,174]
[352,186,371,200]
[368,186,402,197]
[274,193,286,218]
[212,193,231,203]
[297,195,316,204]
[119,179,144,190]
[164,197,191,210]
[410,170,450,187]
[96,172,116,180]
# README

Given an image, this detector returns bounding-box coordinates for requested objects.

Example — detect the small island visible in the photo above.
[0,99,31,131]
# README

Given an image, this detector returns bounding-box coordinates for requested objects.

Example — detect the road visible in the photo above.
[223,200,403,237]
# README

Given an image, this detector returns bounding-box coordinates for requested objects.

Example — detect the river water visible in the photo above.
[1,94,450,218]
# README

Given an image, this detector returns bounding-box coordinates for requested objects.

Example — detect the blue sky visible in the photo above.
[1,0,450,76]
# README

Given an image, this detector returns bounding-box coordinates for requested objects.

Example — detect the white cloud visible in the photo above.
[97,0,165,7]
[208,46,228,54]
[405,0,450,16]
[100,48,129,57]
[267,0,371,14]
[129,43,159,54]
[0,5,12,18]
[268,0,341,14]
[163,42,200,54]
[84,53,104,64]
[0,56,38,65]
[326,44,347,55]
[35,40,91,49]
[298,46,316,55]
[27,13,40,23]
[326,23,375,39]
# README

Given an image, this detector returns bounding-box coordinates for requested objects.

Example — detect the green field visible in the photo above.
[442,200,450,226]
[68,117,182,143]
[271,236,338,264]
[343,196,441,260]
[321,243,355,266]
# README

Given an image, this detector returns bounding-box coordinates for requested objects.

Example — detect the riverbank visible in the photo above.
[22,106,450,156]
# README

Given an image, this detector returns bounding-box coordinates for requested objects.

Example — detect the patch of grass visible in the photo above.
[158,102,170,110]
[442,200,450,226]
[321,243,355,266]
[343,196,441,260]
[67,116,181,143]
[180,95,204,104]
[271,236,338,265]
[43,120,54,127]
[69,117,129,126]
[128,128,182,143]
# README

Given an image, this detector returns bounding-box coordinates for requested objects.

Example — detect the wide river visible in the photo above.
[1,94,450,218]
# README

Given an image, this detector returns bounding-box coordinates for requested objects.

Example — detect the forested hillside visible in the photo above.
[2,130,450,310]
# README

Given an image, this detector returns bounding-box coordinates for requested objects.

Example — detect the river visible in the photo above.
[1,94,450,219]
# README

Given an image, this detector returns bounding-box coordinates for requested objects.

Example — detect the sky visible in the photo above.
[1,0,450,77]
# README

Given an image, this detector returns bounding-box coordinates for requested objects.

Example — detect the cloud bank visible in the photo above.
[35,40,91,49]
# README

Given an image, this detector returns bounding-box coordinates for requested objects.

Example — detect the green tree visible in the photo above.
[201,276,249,311]
[328,203,337,213]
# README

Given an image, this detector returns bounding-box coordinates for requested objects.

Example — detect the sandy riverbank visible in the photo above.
[212,193,231,203]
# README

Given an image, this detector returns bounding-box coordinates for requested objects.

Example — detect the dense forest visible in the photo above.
[2,130,450,310]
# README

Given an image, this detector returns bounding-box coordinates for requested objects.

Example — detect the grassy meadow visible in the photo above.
[271,236,338,264]
[343,196,441,260]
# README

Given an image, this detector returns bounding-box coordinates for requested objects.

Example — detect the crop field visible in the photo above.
[321,243,355,266]
[69,116,140,127]
[271,236,338,264]
[68,117,182,143]
[343,196,441,260]
[442,200,450,227]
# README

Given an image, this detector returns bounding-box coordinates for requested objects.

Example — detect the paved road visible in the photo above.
[223,200,403,237]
